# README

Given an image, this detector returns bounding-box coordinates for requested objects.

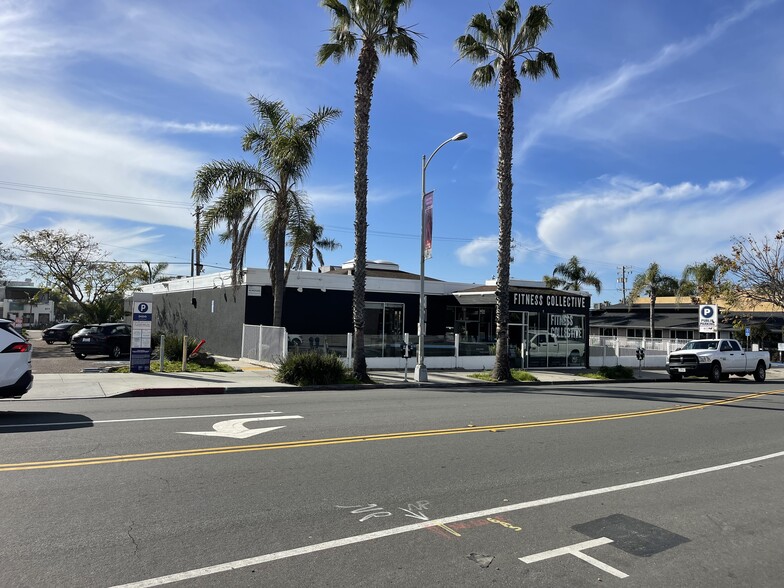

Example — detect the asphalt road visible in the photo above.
[1,380,783,587]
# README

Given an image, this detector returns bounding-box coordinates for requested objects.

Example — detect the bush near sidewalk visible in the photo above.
[275,352,355,386]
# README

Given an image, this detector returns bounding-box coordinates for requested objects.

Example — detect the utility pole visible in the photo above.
[617,265,632,303]
[194,205,203,276]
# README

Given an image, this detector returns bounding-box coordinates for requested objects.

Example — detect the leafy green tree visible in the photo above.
[317,0,420,382]
[714,231,784,309]
[456,2,558,381]
[13,229,134,320]
[193,96,340,327]
[543,256,602,294]
[628,262,679,337]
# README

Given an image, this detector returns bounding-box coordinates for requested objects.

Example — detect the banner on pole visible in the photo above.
[424,190,434,260]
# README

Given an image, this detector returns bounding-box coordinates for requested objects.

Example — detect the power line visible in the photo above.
[0,180,192,209]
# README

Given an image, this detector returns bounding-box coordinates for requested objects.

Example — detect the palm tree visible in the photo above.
[288,216,341,273]
[131,260,171,285]
[680,261,723,304]
[197,185,256,284]
[456,2,558,381]
[629,262,679,338]
[193,96,340,327]
[543,256,602,294]
[317,0,420,382]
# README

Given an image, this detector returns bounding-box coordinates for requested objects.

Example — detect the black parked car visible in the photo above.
[71,323,131,359]
[42,322,83,344]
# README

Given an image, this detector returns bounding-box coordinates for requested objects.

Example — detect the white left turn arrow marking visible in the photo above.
[179,415,303,439]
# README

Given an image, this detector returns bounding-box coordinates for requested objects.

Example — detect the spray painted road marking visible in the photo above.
[520,537,628,579]
[179,415,303,439]
[2,389,780,472]
[109,449,784,588]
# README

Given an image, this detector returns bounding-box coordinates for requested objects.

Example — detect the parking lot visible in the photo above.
[28,329,127,374]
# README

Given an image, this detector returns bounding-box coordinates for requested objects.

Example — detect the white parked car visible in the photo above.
[0,319,33,398]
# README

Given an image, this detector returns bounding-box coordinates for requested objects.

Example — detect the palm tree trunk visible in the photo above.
[492,60,516,382]
[350,43,378,382]
[649,293,656,340]
[269,197,288,327]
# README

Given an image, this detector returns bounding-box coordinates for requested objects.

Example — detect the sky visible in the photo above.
[1,0,783,303]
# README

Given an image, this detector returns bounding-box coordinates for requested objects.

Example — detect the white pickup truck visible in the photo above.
[527,332,584,366]
[667,338,770,382]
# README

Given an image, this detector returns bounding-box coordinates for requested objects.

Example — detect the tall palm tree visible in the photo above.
[456,2,558,381]
[193,96,340,327]
[317,0,420,382]
[543,256,602,294]
[288,216,341,272]
[680,261,723,304]
[629,262,679,338]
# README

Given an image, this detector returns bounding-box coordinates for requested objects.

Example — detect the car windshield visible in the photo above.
[77,326,101,335]
[683,340,718,350]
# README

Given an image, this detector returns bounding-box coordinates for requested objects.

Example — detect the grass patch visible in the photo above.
[111,360,235,374]
[470,369,538,382]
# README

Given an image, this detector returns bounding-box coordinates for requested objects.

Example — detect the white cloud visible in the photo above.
[536,176,782,272]
[456,235,497,267]
[0,89,198,229]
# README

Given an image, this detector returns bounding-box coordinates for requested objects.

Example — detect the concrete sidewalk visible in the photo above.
[11,360,681,402]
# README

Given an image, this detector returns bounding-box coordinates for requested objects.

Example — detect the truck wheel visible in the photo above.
[569,350,581,366]
[669,372,682,381]
[709,362,722,383]
[753,362,766,382]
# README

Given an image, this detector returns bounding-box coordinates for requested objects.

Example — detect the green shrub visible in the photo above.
[597,365,634,379]
[275,352,351,386]
[153,333,202,362]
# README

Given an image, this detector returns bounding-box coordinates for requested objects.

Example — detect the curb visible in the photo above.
[112,376,671,398]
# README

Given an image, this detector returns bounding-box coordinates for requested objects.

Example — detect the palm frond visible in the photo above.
[521,51,559,80]
[455,34,490,63]
[470,64,496,88]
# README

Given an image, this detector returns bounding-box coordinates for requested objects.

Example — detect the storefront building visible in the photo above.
[451,281,591,368]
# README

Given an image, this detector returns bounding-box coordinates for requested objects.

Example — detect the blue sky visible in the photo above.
[1,0,783,303]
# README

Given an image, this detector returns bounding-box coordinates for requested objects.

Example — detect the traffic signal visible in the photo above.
[635,348,645,361]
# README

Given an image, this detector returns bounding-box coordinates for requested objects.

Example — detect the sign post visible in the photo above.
[131,293,153,373]
[698,305,718,336]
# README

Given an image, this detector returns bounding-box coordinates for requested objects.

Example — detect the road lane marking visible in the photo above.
[520,537,628,579]
[0,411,288,430]
[180,416,303,439]
[1,388,781,472]
[110,449,784,587]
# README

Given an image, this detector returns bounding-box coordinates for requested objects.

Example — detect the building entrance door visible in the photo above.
[509,312,527,369]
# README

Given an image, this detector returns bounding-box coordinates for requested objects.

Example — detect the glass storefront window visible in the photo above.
[365,302,405,357]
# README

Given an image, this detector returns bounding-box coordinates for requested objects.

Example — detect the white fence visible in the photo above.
[589,336,689,368]
[241,325,287,366]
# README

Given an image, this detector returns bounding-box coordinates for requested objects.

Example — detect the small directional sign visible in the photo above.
[179,414,303,439]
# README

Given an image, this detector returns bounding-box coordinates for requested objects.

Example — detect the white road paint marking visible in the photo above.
[0,411,288,429]
[520,537,628,579]
[110,449,784,588]
[179,416,303,439]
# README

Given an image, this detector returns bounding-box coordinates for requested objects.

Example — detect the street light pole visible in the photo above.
[414,132,468,383]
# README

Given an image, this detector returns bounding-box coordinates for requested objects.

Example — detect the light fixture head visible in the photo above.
[451,132,468,142]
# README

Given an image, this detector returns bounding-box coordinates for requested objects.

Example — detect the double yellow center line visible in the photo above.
[2,389,780,472]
